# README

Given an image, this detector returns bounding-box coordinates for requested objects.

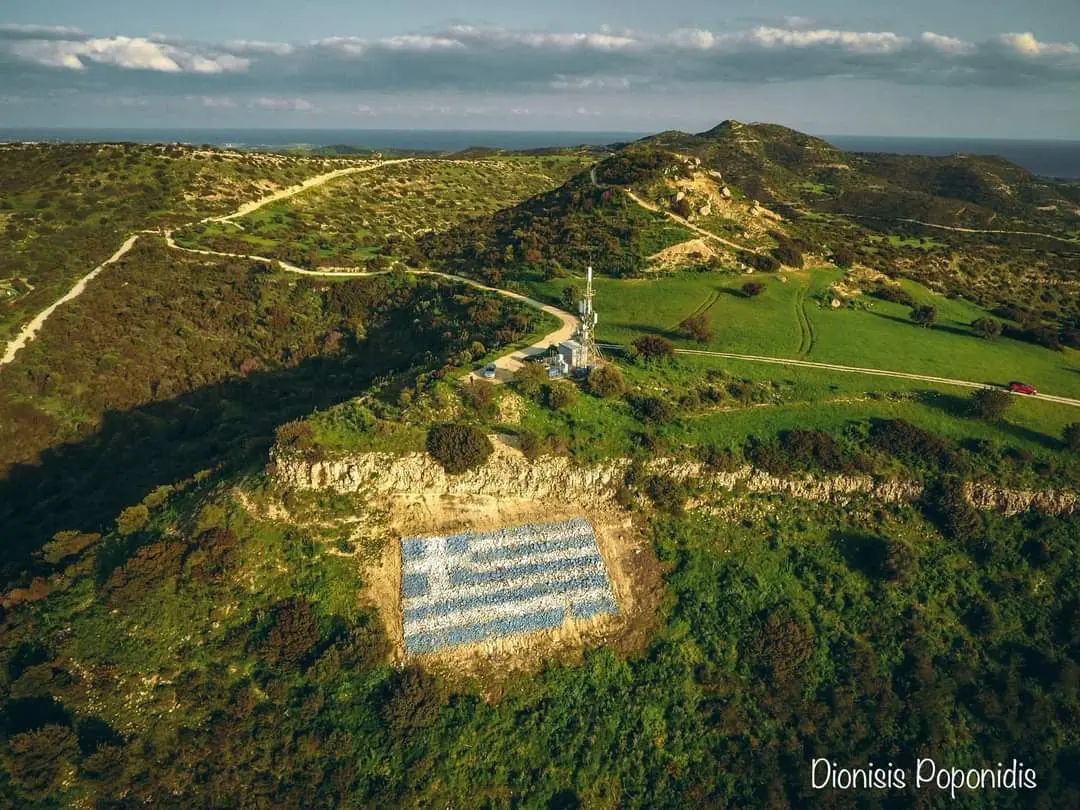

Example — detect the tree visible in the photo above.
[264,598,321,668]
[644,475,686,514]
[909,305,937,328]
[4,725,78,800]
[1063,423,1080,451]
[115,504,150,536]
[772,244,804,268]
[426,423,494,473]
[970,388,1013,421]
[742,281,765,298]
[463,379,496,416]
[632,334,675,362]
[971,317,1003,340]
[513,361,549,398]
[832,246,856,268]
[545,380,578,410]
[679,312,714,343]
[560,285,579,310]
[586,364,625,398]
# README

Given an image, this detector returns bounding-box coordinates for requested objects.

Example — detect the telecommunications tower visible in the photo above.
[576,265,602,367]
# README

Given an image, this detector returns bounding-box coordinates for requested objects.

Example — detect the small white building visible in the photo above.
[557,339,587,370]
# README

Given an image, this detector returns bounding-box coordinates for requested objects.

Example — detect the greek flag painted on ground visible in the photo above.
[401,518,618,655]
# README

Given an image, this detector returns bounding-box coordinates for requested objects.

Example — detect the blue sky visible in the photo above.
[1,1,1078,136]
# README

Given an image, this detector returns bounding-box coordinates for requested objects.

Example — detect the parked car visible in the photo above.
[1008,381,1038,395]
[480,363,497,379]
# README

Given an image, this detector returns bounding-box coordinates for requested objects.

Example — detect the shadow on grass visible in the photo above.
[919,390,1059,450]
[867,310,972,338]
[0,336,421,583]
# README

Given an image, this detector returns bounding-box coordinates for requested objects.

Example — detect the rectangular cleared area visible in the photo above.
[400,518,618,655]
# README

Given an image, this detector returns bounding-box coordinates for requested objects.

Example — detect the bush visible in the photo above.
[463,379,496,415]
[586,364,625,398]
[923,477,984,544]
[909,305,937,328]
[426,423,494,474]
[772,244,804,268]
[115,504,150,536]
[1064,423,1080,452]
[644,475,686,515]
[742,281,765,298]
[740,252,780,272]
[545,380,578,410]
[832,246,856,268]
[632,334,675,362]
[867,419,964,472]
[970,388,1012,421]
[628,394,675,424]
[679,312,714,343]
[970,317,1003,340]
[513,361,549,398]
[869,284,915,307]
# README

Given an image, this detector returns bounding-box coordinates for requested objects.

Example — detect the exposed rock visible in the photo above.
[273,444,1075,518]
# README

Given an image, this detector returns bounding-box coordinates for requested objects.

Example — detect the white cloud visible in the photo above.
[920,32,975,55]
[188,94,238,108]
[1,21,1077,93]
[251,96,314,111]
[998,32,1080,57]
[4,32,249,73]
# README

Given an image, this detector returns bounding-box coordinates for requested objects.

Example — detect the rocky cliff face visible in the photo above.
[273,441,1076,518]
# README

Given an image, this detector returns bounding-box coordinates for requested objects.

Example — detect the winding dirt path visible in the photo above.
[1,235,140,367]
[1,161,409,369]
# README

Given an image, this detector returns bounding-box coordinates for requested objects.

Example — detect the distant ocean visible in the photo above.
[2,127,1079,179]
[825,135,1080,180]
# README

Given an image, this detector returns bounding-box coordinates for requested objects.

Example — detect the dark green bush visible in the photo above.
[425,423,493,474]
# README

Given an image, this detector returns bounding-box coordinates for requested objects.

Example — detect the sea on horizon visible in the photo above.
[1,127,1079,179]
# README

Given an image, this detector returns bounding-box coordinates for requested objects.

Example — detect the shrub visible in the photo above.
[746,441,791,476]
[909,305,937,328]
[586,364,625,398]
[115,504,150,536]
[426,423,494,474]
[832,246,856,268]
[772,244,804,268]
[513,361,549,398]
[264,598,321,668]
[380,666,448,738]
[869,284,915,307]
[275,420,316,452]
[628,394,675,424]
[970,388,1012,421]
[545,380,578,410]
[632,334,675,362]
[740,252,780,272]
[742,281,765,297]
[701,445,742,472]
[1064,423,1080,452]
[970,317,1003,340]
[868,419,964,472]
[644,475,686,515]
[679,312,714,343]
[923,477,984,544]
[777,429,871,474]
[463,379,496,416]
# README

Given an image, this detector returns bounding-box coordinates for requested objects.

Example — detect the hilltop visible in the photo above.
[423,121,1080,337]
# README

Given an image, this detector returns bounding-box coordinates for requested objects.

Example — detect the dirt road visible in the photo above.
[672,347,1080,408]
[1,234,141,367]
[2,161,407,368]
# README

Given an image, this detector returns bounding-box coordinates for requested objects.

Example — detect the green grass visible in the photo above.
[521,268,1080,401]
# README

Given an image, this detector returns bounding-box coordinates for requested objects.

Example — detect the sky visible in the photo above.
[1,1,1079,137]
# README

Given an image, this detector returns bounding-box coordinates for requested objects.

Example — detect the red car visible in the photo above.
[1008,381,1038,395]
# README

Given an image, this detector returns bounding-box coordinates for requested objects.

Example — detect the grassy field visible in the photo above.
[178,156,590,268]
[519,267,1080,401]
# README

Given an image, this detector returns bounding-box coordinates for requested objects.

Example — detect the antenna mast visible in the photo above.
[576,265,601,368]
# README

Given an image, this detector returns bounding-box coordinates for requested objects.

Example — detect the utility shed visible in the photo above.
[558,340,586,370]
